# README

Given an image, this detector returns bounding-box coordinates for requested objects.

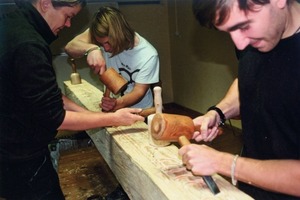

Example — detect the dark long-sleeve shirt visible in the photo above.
[0,3,65,162]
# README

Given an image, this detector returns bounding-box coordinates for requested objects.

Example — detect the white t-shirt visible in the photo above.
[103,33,160,109]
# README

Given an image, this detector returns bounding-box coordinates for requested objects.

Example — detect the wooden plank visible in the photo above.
[64,80,253,200]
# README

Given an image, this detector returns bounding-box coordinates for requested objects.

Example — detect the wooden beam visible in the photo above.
[64,80,253,200]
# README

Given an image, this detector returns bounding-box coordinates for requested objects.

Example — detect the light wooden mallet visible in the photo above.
[147,86,170,146]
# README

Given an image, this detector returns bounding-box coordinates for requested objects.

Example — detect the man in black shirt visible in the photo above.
[179,0,300,199]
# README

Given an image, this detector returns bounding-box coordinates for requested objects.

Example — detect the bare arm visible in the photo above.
[62,94,88,112]
[179,145,300,197]
[65,28,106,75]
[233,156,300,197]
[215,78,240,120]
[101,83,150,111]
[193,78,240,141]
[58,107,144,131]
[65,29,96,58]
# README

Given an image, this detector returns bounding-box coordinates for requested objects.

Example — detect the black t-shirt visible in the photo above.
[237,33,300,199]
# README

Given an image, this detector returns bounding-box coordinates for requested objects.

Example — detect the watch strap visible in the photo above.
[207,106,226,126]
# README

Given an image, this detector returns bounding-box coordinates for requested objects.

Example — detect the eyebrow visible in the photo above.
[227,21,251,32]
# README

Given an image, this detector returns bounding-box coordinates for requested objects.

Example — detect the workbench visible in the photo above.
[64,79,253,200]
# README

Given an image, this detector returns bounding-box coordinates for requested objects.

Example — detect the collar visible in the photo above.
[19,2,57,45]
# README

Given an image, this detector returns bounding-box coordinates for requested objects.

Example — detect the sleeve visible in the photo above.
[135,54,160,84]
[13,42,65,131]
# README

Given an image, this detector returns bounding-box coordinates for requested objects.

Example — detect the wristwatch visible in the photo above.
[207,106,226,126]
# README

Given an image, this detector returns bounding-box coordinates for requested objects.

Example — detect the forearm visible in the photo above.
[216,78,240,119]
[58,107,144,131]
[62,94,89,112]
[216,153,300,197]
[239,159,300,196]
[58,110,116,130]
[114,92,144,110]
[64,29,97,58]
[65,40,98,58]
[114,84,149,110]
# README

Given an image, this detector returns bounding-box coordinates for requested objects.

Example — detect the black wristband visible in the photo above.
[207,106,226,126]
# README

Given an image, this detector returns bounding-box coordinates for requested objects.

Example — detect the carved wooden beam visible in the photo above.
[64,80,253,200]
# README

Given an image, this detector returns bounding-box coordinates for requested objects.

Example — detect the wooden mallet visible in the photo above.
[69,58,82,85]
[151,113,221,195]
[147,86,170,146]
[99,67,128,97]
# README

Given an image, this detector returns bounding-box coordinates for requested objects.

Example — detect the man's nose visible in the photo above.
[230,32,249,50]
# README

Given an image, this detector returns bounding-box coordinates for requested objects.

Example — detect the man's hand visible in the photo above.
[112,108,144,126]
[192,111,222,142]
[179,144,220,176]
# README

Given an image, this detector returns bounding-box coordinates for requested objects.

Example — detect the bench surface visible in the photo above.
[64,80,253,200]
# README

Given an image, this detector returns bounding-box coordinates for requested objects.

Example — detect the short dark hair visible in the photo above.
[51,0,86,8]
[14,0,86,8]
[192,0,271,28]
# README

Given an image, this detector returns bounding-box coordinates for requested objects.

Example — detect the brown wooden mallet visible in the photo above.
[151,113,195,141]
[99,67,128,97]
[151,113,221,195]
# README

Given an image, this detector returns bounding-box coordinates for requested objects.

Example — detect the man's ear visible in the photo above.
[39,0,52,12]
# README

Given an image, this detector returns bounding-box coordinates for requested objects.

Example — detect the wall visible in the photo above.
[167,0,241,128]
[117,0,173,103]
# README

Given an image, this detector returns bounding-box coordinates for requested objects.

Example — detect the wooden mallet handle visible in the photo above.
[139,107,156,117]
[103,87,111,97]
[153,86,163,113]
[178,135,191,146]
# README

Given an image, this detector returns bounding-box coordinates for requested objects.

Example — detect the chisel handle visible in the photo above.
[178,135,220,195]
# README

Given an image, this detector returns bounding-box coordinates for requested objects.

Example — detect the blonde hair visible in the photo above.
[90,6,135,57]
